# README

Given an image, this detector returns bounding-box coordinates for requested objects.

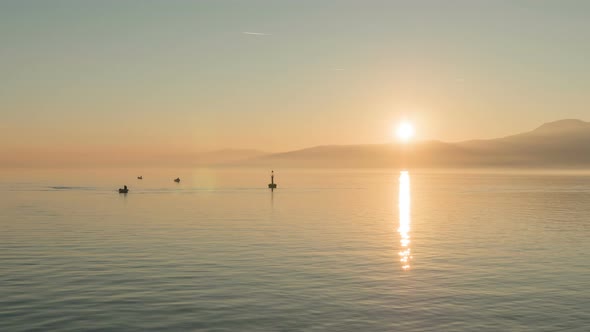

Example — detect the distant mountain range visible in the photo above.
[3,119,589,168]
[237,119,590,168]
[0,148,267,168]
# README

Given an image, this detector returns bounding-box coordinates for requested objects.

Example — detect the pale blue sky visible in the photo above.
[1,0,589,152]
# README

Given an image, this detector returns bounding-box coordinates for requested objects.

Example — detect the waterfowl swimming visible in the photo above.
[174,177,180,183]
[137,176,143,180]
[118,185,129,194]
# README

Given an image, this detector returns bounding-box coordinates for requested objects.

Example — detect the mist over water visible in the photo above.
[1,168,589,331]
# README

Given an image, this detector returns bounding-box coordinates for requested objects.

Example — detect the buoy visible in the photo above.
[268,170,277,190]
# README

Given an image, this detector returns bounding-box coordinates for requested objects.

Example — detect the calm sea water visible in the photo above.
[1,168,589,331]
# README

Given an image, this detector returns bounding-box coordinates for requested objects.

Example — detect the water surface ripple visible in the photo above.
[1,169,589,331]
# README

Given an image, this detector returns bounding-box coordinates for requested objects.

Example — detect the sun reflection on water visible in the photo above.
[398,171,412,270]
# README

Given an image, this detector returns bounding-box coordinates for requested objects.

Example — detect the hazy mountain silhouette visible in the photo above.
[0,148,266,168]
[241,119,590,168]
[3,120,589,168]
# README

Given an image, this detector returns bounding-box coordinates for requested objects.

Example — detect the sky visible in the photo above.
[1,0,589,157]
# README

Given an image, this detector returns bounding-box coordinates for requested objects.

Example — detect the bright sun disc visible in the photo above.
[396,122,415,142]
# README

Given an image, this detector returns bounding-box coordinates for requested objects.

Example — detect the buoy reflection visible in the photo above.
[398,171,412,270]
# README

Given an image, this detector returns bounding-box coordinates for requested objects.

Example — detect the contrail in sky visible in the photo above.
[242,31,271,36]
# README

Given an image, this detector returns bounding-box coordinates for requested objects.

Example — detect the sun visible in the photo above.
[395,122,415,142]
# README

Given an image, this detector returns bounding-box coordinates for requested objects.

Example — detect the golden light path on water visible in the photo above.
[398,171,412,270]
